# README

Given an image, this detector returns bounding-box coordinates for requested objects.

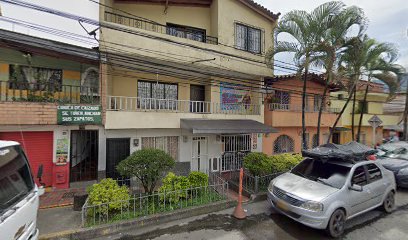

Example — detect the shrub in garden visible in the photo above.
[268,153,303,173]
[159,172,190,204]
[244,152,303,175]
[116,148,175,194]
[188,171,208,187]
[87,178,130,218]
[243,152,270,176]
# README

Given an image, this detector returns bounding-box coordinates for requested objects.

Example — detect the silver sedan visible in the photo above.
[268,159,396,238]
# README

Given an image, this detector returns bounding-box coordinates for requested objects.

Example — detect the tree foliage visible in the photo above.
[244,152,303,176]
[116,148,175,194]
[87,178,130,217]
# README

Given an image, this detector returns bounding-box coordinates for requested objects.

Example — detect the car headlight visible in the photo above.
[300,201,324,212]
[268,180,274,192]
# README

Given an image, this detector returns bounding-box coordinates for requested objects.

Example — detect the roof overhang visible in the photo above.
[180,119,278,134]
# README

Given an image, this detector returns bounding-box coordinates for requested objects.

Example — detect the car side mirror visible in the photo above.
[349,184,363,192]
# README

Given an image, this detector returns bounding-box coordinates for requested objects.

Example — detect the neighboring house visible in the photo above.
[0,29,102,189]
[98,0,279,177]
[383,74,408,139]
[263,74,339,154]
[331,81,401,147]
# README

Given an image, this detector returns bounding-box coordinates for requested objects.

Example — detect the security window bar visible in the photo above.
[166,23,206,43]
[235,23,262,54]
[273,91,290,104]
[273,135,294,154]
[9,64,62,91]
[137,81,178,110]
[141,136,179,161]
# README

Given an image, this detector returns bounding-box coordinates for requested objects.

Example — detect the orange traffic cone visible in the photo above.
[233,168,246,219]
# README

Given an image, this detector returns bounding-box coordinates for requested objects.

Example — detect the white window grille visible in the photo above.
[273,135,294,153]
[220,135,251,172]
[141,136,179,160]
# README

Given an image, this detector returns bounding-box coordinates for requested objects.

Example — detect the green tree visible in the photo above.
[355,42,404,142]
[116,148,175,194]
[328,35,404,143]
[266,1,346,149]
[313,3,366,145]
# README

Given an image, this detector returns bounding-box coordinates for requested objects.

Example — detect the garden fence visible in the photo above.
[81,182,228,227]
[229,169,283,194]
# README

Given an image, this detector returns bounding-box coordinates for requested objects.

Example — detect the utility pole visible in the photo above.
[404,29,408,141]
[403,74,408,140]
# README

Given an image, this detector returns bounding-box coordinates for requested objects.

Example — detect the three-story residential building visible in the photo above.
[263,74,339,154]
[0,29,103,189]
[98,0,279,177]
[331,81,401,146]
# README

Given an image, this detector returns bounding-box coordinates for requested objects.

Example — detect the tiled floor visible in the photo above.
[39,188,87,209]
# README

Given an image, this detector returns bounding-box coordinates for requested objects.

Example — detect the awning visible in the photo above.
[180,119,278,134]
[331,127,351,132]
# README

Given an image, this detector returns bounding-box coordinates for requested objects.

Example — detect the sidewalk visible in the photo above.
[40,188,87,209]
[38,206,82,236]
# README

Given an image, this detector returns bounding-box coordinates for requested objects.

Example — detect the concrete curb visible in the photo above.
[39,200,235,240]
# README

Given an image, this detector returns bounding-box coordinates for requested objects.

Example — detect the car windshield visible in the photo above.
[383,147,408,160]
[291,158,351,189]
[0,145,35,215]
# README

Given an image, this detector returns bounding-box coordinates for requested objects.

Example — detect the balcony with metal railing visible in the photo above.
[266,103,339,128]
[107,96,260,115]
[0,81,100,104]
[104,12,218,45]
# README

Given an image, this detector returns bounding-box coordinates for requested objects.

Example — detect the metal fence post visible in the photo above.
[254,176,259,194]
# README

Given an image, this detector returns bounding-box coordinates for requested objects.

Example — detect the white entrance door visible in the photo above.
[192,137,208,173]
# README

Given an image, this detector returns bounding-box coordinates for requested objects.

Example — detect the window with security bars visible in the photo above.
[235,23,262,54]
[302,133,310,149]
[222,135,251,152]
[141,136,179,160]
[273,135,295,153]
[312,134,319,148]
[137,81,178,109]
[314,95,323,112]
[273,91,290,104]
[9,65,62,91]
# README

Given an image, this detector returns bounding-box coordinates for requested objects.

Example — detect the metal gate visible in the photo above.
[70,130,98,182]
[221,135,251,172]
[106,138,130,179]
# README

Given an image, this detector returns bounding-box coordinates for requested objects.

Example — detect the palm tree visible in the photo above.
[355,44,405,142]
[313,4,366,145]
[328,36,366,142]
[328,36,404,143]
[266,1,344,150]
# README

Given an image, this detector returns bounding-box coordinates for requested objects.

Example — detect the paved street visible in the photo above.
[98,190,408,240]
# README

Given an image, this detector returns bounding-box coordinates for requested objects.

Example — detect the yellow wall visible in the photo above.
[331,91,399,127]
[99,0,276,76]
[112,3,212,35]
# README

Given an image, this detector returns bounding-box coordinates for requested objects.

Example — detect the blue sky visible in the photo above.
[0,0,407,70]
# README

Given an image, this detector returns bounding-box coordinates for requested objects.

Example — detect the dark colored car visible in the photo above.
[377,147,408,188]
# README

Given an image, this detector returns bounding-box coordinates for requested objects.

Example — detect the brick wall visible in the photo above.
[0,102,57,125]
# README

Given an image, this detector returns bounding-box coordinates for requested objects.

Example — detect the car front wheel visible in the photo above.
[383,191,395,213]
[326,209,346,238]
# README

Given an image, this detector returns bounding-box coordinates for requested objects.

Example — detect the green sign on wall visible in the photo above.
[57,105,102,125]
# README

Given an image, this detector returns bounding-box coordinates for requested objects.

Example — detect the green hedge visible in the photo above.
[87,178,130,217]
[244,152,303,176]
[158,171,209,204]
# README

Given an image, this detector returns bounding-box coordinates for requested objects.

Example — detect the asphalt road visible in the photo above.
[100,189,408,240]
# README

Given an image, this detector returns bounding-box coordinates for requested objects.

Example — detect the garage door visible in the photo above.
[0,131,54,187]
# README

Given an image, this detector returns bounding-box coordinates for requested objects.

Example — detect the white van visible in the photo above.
[0,141,41,240]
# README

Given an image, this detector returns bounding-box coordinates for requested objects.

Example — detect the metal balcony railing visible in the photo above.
[108,96,260,115]
[268,103,340,113]
[0,81,100,104]
[104,11,218,45]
